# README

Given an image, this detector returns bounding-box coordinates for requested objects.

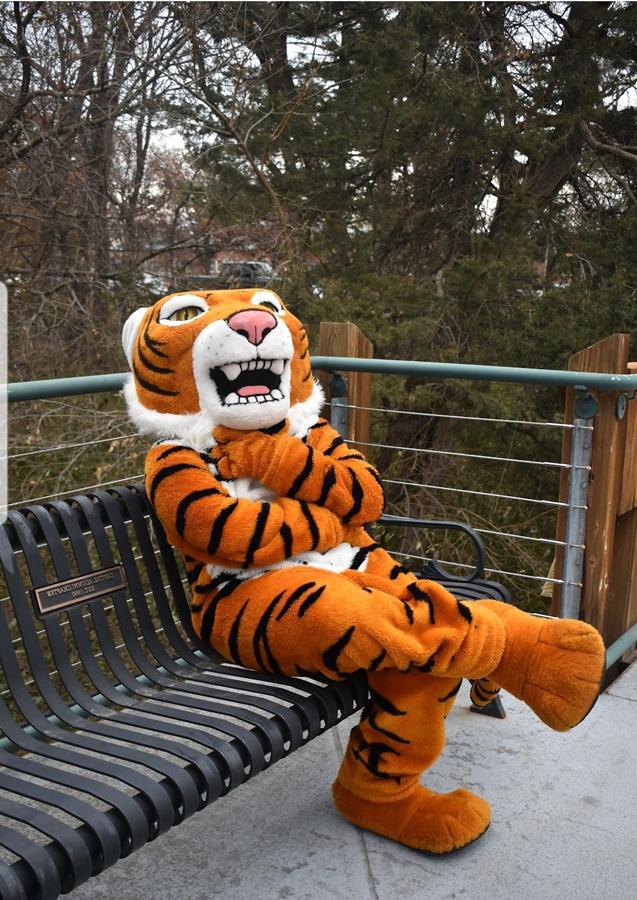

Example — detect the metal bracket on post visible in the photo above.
[329,373,348,439]
[560,387,595,620]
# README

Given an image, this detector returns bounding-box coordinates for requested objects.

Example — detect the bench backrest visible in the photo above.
[0,485,204,734]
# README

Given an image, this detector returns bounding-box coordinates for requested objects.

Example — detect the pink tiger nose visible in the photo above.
[227,309,277,345]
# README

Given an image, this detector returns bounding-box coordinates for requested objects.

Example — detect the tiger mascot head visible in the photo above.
[122,288,322,447]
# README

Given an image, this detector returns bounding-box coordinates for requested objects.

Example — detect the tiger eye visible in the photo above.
[168,306,203,322]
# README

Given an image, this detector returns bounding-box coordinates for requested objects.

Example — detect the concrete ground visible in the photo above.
[73,663,637,900]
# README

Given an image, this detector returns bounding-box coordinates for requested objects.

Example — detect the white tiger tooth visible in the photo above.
[256,395,265,402]
[225,392,239,405]
[270,359,284,375]
[240,362,248,372]
[248,395,257,403]
[239,396,249,404]
[272,389,283,400]
[221,363,241,382]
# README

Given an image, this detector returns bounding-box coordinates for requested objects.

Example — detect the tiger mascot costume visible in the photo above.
[122,288,605,855]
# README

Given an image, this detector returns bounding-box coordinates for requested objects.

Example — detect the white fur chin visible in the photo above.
[287,380,325,438]
[123,377,214,451]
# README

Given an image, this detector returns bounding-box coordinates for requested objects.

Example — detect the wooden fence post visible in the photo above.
[317,322,373,449]
[552,334,631,647]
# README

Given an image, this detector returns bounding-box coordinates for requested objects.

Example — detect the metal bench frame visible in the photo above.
[0,485,509,899]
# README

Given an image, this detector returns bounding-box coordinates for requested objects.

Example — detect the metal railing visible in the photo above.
[7,356,637,670]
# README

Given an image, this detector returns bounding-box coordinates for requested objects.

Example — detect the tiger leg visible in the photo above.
[332,668,490,854]
[191,566,508,681]
[349,559,605,732]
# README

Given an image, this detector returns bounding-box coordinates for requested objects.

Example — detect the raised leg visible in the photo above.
[332,668,491,854]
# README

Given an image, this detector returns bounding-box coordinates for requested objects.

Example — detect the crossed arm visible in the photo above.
[145,421,383,569]
[212,418,385,525]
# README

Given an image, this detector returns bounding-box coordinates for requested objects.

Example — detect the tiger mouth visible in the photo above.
[210,358,288,405]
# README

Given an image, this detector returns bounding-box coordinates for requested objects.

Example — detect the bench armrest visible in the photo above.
[378,515,486,583]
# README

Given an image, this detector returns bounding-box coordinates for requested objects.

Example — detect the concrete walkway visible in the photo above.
[73,664,637,900]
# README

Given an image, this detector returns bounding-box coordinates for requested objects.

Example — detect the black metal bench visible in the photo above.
[0,485,509,900]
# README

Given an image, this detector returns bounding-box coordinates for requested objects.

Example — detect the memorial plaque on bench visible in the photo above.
[31,564,127,616]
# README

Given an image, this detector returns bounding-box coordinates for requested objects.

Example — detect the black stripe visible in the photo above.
[338,452,365,461]
[369,649,386,671]
[280,522,293,557]
[389,565,405,580]
[199,451,215,466]
[369,688,406,717]
[199,578,244,641]
[288,446,314,498]
[301,369,312,381]
[137,342,175,375]
[177,487,223,537]
[275,582,316,620]
[207,501,239,555]
[186,562,204,584]
[227,600,250,665]
[190,600,205,613]
[157,444,189,461]
[298,584,326,618]
[367,467,384,489]
[401,600,414,625]
[133,360,178,397]
[194,571,238,594]
[322,625,355,674]
[417,653,436,673]
[149,462,200,505]
[308,420,328,432]
[253,591,285,673]
[317,466,336,506]
[350,544,379,570]
[324,436,345,456]
[299,501,319,550]
[438,680,463,703]
[244,502,271,568]
[300,347,309,359]
[142,316,166,351]
[199,596,220,644]
[342,471,364,524]
[457,599,473,623]
[407,583,435,624]
[473,681,499,703]
[260,420,286,434]
[365,712,410,745]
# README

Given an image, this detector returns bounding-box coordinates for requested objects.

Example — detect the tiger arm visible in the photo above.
[212,419,384,525]
[146,443,347,568]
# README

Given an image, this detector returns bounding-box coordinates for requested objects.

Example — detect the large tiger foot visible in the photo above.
[484,602,605,732]
[332,780,491,854]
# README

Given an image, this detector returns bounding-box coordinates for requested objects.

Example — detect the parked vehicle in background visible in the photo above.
[217,260,276,288]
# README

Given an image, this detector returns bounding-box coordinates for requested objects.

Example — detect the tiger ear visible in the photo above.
[122,307,148,366]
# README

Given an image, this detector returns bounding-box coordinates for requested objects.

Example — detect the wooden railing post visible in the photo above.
[552,334,631,647]
[317,322,373,449]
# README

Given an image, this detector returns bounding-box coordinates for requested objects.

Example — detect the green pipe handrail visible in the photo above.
[8,356,637,403]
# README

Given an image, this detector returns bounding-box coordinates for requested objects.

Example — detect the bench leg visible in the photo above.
[469,678,507,719]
